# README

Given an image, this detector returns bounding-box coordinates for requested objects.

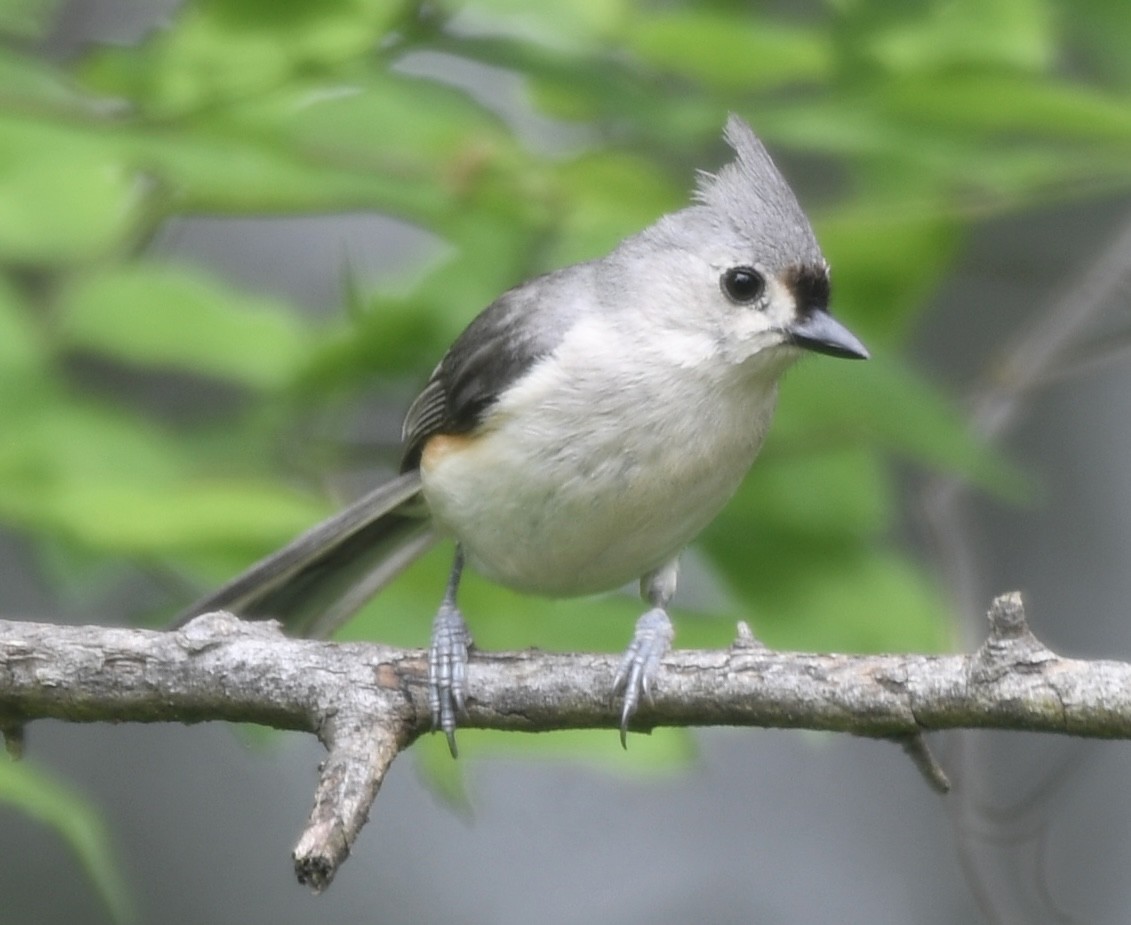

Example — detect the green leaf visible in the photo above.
[759,96,1131,205]
[99,66,541,221]
[213,68,527,210]
[629,11,831,91]
[413,725,697,808]
[774,356,1027,499]
[507,39,666,124]
[881,74,1131,141]
[1066,0,1131,88]
[0,757,134,923]
[725,448,894,540]
[545,150,683,266]
[863,0,1055,74]
[455,0,631,49]
[0,399,186,492]
[0,46,92,109]
[58,265,312,389]
[704,525,951,654]
[432,725,695,772]
[16,480,331,556]
[0,0,62,39]
[0,396,328,556]
[80,0,405,117]
[0,274,48,383]
[817,202,964,337]
[0,118,148,265]
[758,548,952,654]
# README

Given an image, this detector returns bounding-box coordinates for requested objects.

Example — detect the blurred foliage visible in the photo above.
[0,755,134,923]
[3,0,1131,911]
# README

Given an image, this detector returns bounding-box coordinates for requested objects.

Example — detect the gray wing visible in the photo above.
[400,266,588,470]
[171,471,431,636]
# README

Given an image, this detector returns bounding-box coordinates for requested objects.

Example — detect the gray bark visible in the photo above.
[1,593,1126,891]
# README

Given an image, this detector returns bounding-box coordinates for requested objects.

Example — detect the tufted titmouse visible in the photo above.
[176,115,868,754]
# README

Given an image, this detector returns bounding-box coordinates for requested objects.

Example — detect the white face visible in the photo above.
[603,224,848,379]
[711,261,806,367]
[644,242,820,373]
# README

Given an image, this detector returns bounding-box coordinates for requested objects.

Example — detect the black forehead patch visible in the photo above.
[785,264,830,314]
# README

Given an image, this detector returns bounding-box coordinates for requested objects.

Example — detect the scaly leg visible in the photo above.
[429,545,472,757]
[613,558,678,746]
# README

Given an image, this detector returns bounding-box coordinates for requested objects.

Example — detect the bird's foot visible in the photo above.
[429,600,472,757]
[612,607,674,747]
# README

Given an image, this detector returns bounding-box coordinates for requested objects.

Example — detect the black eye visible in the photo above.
[721,266,766,305]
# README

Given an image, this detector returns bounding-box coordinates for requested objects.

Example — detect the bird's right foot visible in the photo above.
[612,607,674,747]
[428,600,472,757]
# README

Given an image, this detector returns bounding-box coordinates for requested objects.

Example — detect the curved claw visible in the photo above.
[429,601,472,757]
[613,608,674,747]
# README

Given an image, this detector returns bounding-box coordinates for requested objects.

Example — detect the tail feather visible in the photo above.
[173,471,436,637]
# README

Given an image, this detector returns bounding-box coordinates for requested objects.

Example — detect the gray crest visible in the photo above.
[693,115,824,269]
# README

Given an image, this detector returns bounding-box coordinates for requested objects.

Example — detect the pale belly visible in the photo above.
[420,382,778,597]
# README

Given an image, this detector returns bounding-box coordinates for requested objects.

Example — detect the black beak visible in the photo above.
[788,310,869,360]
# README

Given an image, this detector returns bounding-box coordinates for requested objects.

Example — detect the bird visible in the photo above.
[175,114,869,755]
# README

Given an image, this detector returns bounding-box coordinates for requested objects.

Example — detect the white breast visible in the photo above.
[420,313,783,596]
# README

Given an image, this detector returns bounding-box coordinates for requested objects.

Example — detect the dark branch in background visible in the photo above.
[2,593,1131,892]
[922,208,1131,631]
[918,209,1131,925]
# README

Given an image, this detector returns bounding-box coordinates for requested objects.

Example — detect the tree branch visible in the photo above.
[1,593,1127,891]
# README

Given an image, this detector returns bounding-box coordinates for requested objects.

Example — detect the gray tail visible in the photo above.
[172,471,437,638]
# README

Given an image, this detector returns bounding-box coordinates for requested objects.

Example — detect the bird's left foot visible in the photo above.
[612,607,674,746]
